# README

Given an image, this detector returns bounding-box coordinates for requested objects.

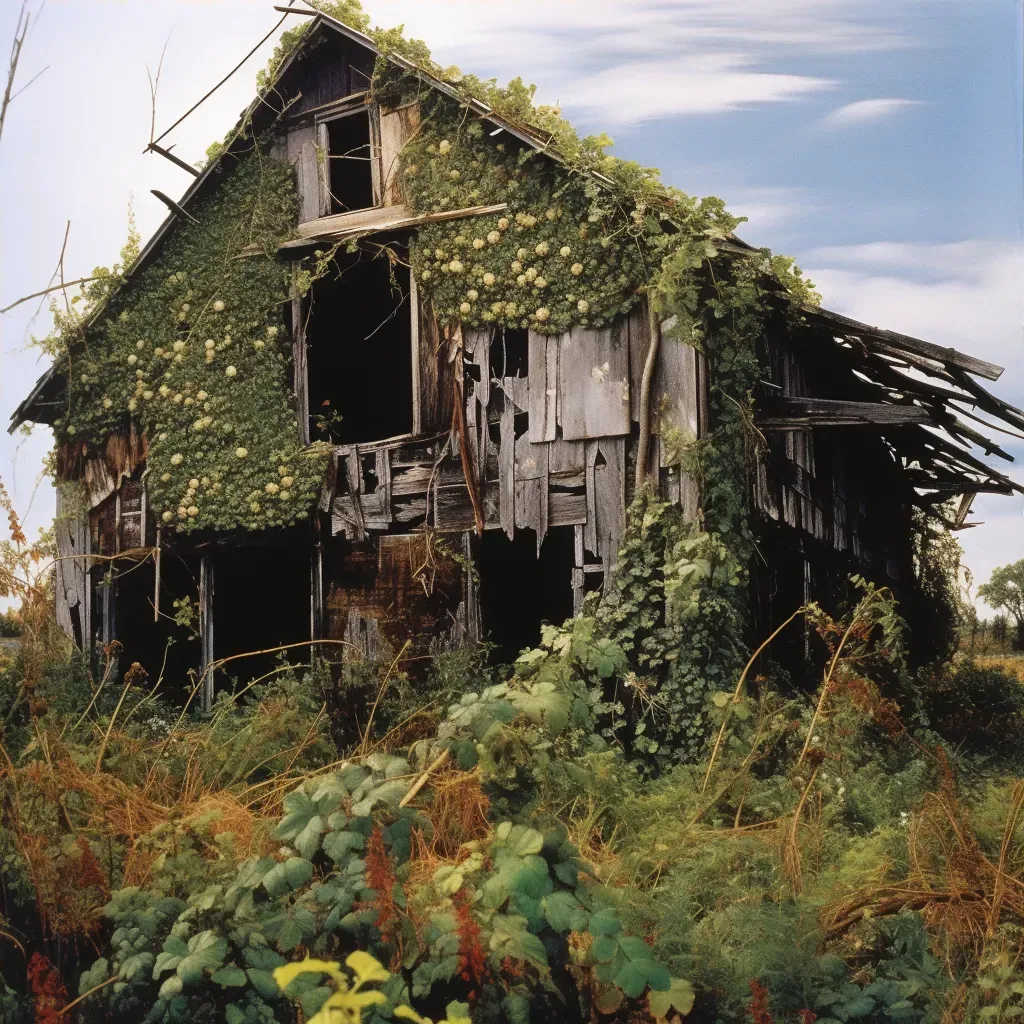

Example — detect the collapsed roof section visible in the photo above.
[10,8,1024,518]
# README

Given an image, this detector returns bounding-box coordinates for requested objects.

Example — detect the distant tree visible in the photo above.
[978,561,1024,650]
[993,615,1008,648]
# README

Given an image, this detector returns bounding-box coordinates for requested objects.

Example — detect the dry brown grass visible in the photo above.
[977,654,1024,685]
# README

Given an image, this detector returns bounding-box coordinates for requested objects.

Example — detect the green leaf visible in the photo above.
[649,978,695,1018]
[262,857,313,898]
[177,930,228,985]
[592,935,618,963]
[613,960,646,999]
[158,975,183,1001]
[322,830,365,864]
[246,968,280,999]
[542,891,588,933]
[588,908,622,937]
[212,965,248,987]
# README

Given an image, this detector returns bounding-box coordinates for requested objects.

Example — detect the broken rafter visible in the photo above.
[151,189,200,224]
[756,397,931,429]
[145,142,200,177]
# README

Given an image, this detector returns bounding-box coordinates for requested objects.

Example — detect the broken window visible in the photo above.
[322,110,376,213]
[476,526,575,665]
[306,245,414,444]
[489,327,528,380]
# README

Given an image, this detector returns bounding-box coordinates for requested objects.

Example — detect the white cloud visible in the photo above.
[724,186,816,234]
[821,97,924,127]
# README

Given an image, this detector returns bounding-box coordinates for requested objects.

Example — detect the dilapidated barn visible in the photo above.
[13,10,1024,702]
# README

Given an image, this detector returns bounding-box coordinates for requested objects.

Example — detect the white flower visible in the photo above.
[204,339,215,350]
[158,432,168,441]
[235,447,248,458]
[225,365,237,377]
[265,482,279,494]
[136,339,146,349]
[278,465,290,476]
[467,289,478,301]
[266,325,278,338]
[201,476,210,487]
[184,397,194,406]
[525,267,537,282]
[173,340,185,352]
[535,241,550,256]
[127,353,138,365]
[102,396,113,409]
[421,270,431,281]
[545,209,557,221]
[160,472,171,482]
[281,476,294,488]
[577,299,589,313]
[212,299,225,312]
[181,303,190,313]
[505,302,517,316]
[154,347,165,357]
[516,275,527,287]
[254,339,265,350]
[196,390,208,401]
[438,139,451,155]
[449,259,464,273]
[279,490,291,500]
[172,393,183,403]
[560,246,572,257]
[534,307,550,322]
[571,262,583,276]
[449,169,460,180]
[142,390,154,400]
[162,510,174,523]
[497,217,509,230]
[177,506,188,519]
[487,230,501,244]
[170,453,184,465]
[249,501,261,513]
[159,385,170,397]
[127,398,138,411]
[510,261,522,274]
[517,247,528,259]
[187,505,198,517]
[472,238,485,250]
[534,277,547,289]
[482,272,495,286]
[459,301,471,314]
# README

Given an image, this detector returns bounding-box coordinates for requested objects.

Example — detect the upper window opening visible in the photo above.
[325,111,375,213]
[490,327,528,379]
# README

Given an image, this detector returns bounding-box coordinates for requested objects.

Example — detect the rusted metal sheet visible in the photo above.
[557,323,631,440]
[324,533,467,665]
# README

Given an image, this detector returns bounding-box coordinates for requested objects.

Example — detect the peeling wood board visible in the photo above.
[390,463,433,496]
[652,334,699,445]
[548,436,585,480]
[626,301,650,423]
[528,330,557,442]
[378,101,419,205]
[515,476,548,549]
[315,122,331,217]
[514,430,548,481]
[498,375,528,414]
[557,322,630,440]
[287,125,320,223]
[435,484,477,532]
[499,392,515,538]
[54,487,88,648]
[549,490,587,527]
[585,438,626,583]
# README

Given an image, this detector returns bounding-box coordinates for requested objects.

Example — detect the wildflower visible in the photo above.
[249,501,260,513]
[127,398,138,411]
[516,275,527,287]
[438,139,451,155]
[498,217,509,230]
[254,339,265,350]
[534,277,547,289]
[162,510,174,523]
[577,299,589,313]
[571,262,583,275]
[281,476,294,488]
[159,385,170,397]
[213,299,225,312]
[534,307,550,321]
[460,301,471,314]
[560,245,571,257]
[177,507,188,519]
[482,272,496,286]
[170,453,184,465]
[265,482,280,494]
[196,390,208,401]
[154,347,165,357]
[471,239,484,251]
[235,447,248,458]
[545,208,557,220]
[185,505,197,517]
[487,230,501,244]
[172,393,183,403]
[505,302,517,316]
[449,259,464,273]
[127,354,138,365]
[204,339,215,350]
[142,390,154,400]
[279,490,291,500]
[535,241,550,256]
[467,289,478,301]
[102,396,112,409]
[421,270,431,281]
[449,169,460,180]
[517,247,528,259]
[173,340,185,352]
[225,365,237,377]
[511,260,522,273]
[136,339,146,349]
[266,325,278,338]
[525,267,537,282]
[184,397,194,406]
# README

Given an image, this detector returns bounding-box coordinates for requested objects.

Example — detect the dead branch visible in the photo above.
[0,1,48,146]
[0,277,101,315]
[146,30,171,147]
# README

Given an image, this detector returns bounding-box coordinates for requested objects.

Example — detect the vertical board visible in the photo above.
[499,392,515,538]
[527,331,557,442]
[586,438,626,585]
[54,484,88,648]
[287,125,320,223]
[627,300,651,423]
[557,322,630,440]
[378,102,420,205]
[291,268,309,445]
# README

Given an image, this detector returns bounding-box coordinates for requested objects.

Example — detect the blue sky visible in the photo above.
[0,0,1021,608]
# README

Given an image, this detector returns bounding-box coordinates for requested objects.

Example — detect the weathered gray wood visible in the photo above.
[757,397,931,428]
[549,490,587,527]
[514,431,548,481]
[652,335,699,443]
[557,322,630,440]
[287,125,320,223]
[547,436,585,481]
[435,485,476,532]
[378,101,419,206]
[291,268,309,445]
[54,483,88,648]
[528,331,557,442]
[199,554,215,712]
[499,376,528,414]
[316,122,331,217]
[514,477,547,550]
[499,393,515,539]
[368,103,383,206]
[586,439,626,584]
[627,301,650,423]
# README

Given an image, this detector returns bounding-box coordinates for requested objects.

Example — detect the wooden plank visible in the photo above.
[514,431,547,480]
[378,101,419,205]
[514,433,549,547]
[652,334,699,441]
[548,436,585,480]
[54,484,88,648]
[199,554,215,712]
[291,267,309,445]
[435,485,476,532]
[368,103,383,206]
[809,306,1004,382]
[756,397,931,428]
[499,392,515,539]
[586,438,626,583]
[410,275,421,435]
[287,125,320,223]
[627,300,651,423]
[549,490,587,527]
[316,122,331,217]
[528,331,557,442]
[557,322,630,440]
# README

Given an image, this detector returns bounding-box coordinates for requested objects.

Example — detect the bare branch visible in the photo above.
[0,1,46,145]
[146,29,172,147]
[0,277,101,316]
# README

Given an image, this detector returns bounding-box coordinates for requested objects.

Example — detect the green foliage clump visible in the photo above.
[48,150,330,535]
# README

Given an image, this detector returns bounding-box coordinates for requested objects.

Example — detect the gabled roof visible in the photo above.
[10,8,1024,515]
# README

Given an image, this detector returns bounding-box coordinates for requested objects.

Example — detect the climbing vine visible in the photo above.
[49,148,330,535]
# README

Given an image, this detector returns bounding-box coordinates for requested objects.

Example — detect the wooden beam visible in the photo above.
[151,189,199,224]
[145,142,201,176]
[809,306,1004,382]
[757,398,931,429]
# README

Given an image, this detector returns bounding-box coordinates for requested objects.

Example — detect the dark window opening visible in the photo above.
[113,551,201,704]
[212,542,311,688]
[326,111,374,213]
[490,327,528,379]
[477,526,575,666]
[307,247,413,444]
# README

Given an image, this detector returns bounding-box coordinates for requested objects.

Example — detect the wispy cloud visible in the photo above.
[821,98,924,127]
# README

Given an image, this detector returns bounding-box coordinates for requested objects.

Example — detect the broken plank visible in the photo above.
[549,489,587,527]
[558,321,630,440]
[499,392,515,539]
[528,330,557,442]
